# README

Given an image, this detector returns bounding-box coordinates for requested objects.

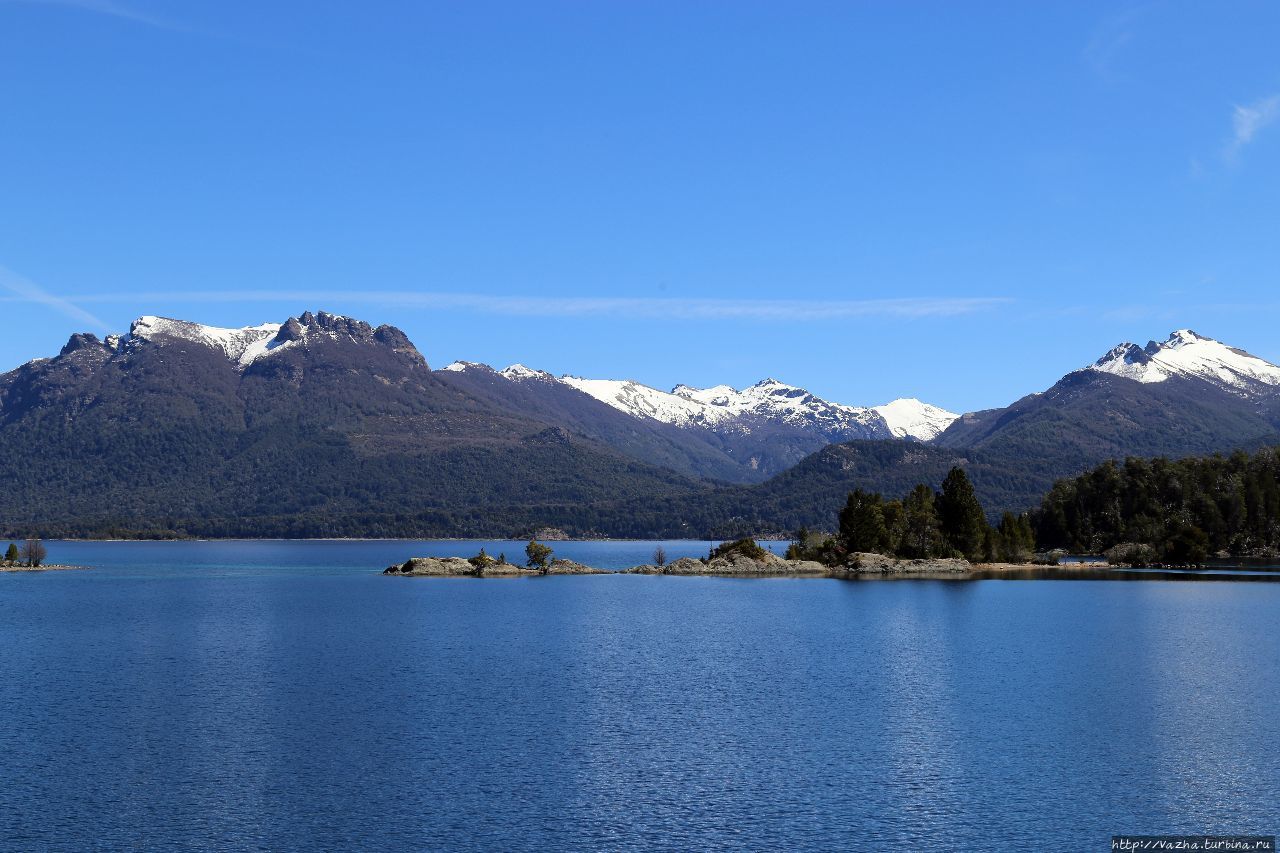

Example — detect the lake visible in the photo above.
[2,540,1278,850]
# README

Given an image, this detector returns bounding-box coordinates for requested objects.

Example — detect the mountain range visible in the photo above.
[1,313,1277,539]
[438,360,956,480]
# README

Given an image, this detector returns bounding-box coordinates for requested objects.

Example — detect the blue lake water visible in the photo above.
[2,540,1278,851]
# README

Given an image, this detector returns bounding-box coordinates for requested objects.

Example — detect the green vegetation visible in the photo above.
[794,467,1036,566]
[1032,449,1280,562]
[4,543,17,563]
[708,538,769,561]
[525,539,553,569]
[936,467,987,560]
[468,548,499,574]
[794,449,1280,567]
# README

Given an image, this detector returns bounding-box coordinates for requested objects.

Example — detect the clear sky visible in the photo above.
[2,1,1279,412]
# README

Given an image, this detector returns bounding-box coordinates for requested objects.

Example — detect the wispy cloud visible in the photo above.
[1226,93,1280,161]
[0,266,109,331]
[0,0,189,31]
[1083,4,1151,81]
[0,289,1010,322]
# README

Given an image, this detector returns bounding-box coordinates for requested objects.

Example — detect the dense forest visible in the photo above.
[784,448,1280,567]
[1032,448,1280,562]
[786,467,1036,565]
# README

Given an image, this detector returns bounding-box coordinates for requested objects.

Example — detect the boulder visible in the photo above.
[544,558,608,575]
[385,557,481,576]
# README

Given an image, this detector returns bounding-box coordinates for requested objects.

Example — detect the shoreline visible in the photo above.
[0,564,88,573]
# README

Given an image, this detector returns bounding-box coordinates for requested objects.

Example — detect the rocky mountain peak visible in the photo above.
[59,332,107,357]
[117,312,425,370]
[1088,329,1280,394]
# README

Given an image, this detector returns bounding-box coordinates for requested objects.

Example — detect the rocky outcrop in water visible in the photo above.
[627,552,828,577]
[384,556,606,577]
[829,552,971,576]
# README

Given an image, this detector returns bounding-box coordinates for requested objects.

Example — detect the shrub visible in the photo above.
[468,548,497,572]
[709,538,768,562]
[1104,542,1157,567]
[525,539,553,569]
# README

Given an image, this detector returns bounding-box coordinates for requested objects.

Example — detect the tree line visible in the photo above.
[788,467,1036,564]
[1031,448,1280,563]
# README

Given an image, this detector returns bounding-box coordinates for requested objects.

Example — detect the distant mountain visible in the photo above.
[1087,329,1280,394]
[0,312,708,538]
[439,361,957,478]
[431,360,749,483]
[618,329,1280,536]
[914,329,1280,510]
[4,315,1278,539]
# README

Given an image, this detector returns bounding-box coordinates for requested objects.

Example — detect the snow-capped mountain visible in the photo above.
[122,311,424,370]
[484,368,956,442]
[437,362,957,478]
[871,398,959,441]
[1088,329,1280,396]
[7,313,1280,537]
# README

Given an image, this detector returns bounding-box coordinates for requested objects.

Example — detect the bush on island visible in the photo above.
[468,548,497,575]
[708,538,769,562]
[526,539,553,570]
[1104,542,1157,567]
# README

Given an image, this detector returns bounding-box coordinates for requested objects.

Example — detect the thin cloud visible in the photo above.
[0,266,109,331]
[0,0,189,31]
[5,290,1012,322]
[1226,93,1280,161]
[1083,4,1151,81]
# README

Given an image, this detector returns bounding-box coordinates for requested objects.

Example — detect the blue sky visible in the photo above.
[2,1,1279,412]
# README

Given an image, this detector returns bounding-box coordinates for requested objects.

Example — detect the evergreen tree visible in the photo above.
[525,539,553,569]
[899,484,945,558]
[838,489,889,554]
[936,466,987,560]
[881,499,906,555]
[3,543,17,563]
[995,512,1035,562]
[1032,447,1280,561]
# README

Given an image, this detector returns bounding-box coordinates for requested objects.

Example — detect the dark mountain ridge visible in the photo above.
[0,312,708,537]
[4,316,1280,539]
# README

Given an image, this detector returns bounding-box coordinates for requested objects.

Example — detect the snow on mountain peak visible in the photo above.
[499,364,555,382]
[871,398,959,441]
[129,316,285,366]
[442,360,488,372]
[439,360,955,441]
[1089,329,1280,393]
[561,376,714,425]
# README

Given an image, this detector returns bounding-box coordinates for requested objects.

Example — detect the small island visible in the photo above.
[385,543,607,577]
[0,537,84,572]
[384,537,993,579]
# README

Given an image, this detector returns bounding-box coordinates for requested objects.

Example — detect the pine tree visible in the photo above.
[838,489,889,554]
[3,543,17,563]
[899,484,945,558]
[995,512,1035,563]
[936,467,987,560]
[525,539,553,569]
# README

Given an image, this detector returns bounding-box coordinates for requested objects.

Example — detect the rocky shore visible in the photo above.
[830,552,972,577]
[627,552,828,577]
[0,564,87,573]
[385,556,606,577]
[384,548,1034,580]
